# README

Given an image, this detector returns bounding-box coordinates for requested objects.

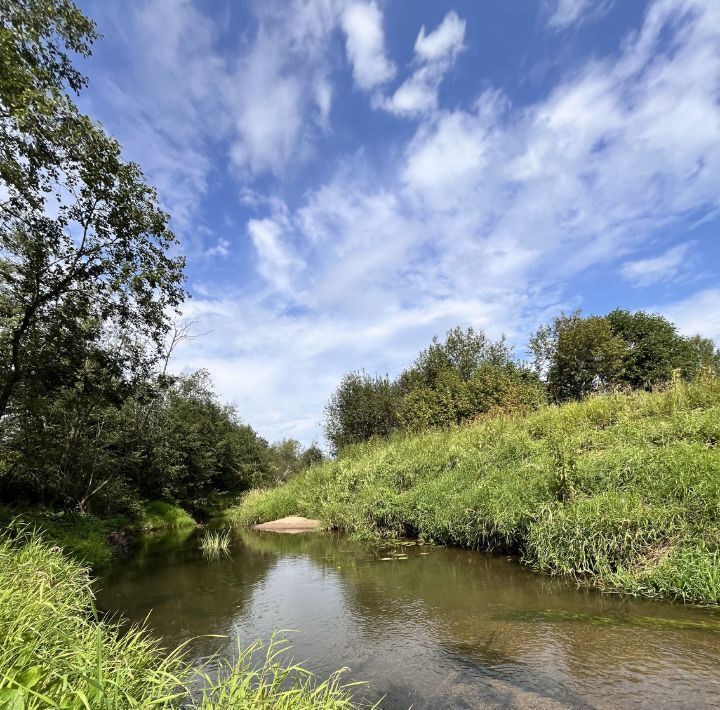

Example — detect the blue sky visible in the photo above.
[77,0,720,445]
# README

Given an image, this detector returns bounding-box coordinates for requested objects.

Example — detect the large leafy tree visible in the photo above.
[0,0,185,420]
[606,309,695,388]
[530,312,627,402]
[530,309,716,402]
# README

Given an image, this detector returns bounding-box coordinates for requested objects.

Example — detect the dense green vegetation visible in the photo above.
[324,315,718,453]
[237,378,720,605]
[0,529,369,708]
[324,327,546,453]
[0,0,323,528]
[0,500,196,567]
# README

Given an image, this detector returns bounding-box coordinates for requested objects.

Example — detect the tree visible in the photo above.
[401,326,512,389]
[530,312,627,401]
[300,443,325,468]
[606,309,694,389]
[323,371,400,454]
[530,309,715,403]
[0,0,185,420]
[398,327,544,430]
[686,334,720,375]
[146,371,266,508]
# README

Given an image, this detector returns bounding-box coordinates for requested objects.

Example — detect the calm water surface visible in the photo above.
[97,528,720,709]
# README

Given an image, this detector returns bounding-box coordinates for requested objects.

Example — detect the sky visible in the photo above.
[76,0,720,446]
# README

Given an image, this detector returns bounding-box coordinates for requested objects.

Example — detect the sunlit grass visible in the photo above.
[0,528,373,708]
[232,378,720,604]
[142,500,197,530]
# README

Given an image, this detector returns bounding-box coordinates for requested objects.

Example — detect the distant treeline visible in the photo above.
[323,311,720,453]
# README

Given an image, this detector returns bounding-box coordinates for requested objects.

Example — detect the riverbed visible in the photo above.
[96,527,720,709]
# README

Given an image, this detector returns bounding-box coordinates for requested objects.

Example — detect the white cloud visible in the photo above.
[660,288,720,342]
[341,1,395,90]
[620,242,695,287]
[213,0,720,442]
[247,218,303,293]
[86,0,347,229]
[88,0,720,444]
[381,11,466,117]
[204,238,231,258]
[414,11,466,62]
[546,0,615,29]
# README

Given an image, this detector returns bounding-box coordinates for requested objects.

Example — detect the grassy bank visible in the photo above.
[0,529,368,709]
[0,500,197,569]
[233,379,720,605]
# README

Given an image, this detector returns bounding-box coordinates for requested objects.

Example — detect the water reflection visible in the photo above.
[97,528,720,709]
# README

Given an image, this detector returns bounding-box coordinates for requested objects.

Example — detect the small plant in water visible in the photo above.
[200,529,231,559]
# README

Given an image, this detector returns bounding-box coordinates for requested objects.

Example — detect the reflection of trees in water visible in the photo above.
[96,528,279,657]
[244,532,720,701]
[98,529,720,708]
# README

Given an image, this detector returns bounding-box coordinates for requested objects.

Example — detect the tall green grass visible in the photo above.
[0,501,197,570]
[233,379,720,604]
[0,529,371,709]
[140,500,197,531]
[200,529,232,559]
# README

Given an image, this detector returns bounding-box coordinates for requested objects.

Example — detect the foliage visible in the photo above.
[260,438,326,486]
[529,312,627,401]
[0,529,370,708]
[324,328,545,448]
[141,500,196,530]
[0,501,196,569]
[324,372,400,454]
[236,378,720,604]
[0,367,275,515]
[0,0,186,423]
[530,309,718,402]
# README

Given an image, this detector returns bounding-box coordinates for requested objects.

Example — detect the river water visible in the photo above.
[96,527,720,709]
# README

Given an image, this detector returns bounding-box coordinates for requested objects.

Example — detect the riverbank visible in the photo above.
[0,529,365,708]
[0,500,197,569]
[232,379,720,605]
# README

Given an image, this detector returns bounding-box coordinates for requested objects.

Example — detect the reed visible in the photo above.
[200,529,232,558]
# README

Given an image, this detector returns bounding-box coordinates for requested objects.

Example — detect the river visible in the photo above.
[96,527,720,709]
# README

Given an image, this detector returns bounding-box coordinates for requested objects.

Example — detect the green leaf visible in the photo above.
[15,668,41,691]
[0,688,25,710]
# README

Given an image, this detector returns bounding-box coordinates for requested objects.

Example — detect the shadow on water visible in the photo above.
[97,527,720,709]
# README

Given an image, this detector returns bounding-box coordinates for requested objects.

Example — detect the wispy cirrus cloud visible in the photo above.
[214,0,720,440]
[83,0,720,444]
[620,242,696,287]
[341,1,396,90]
[380,11,466,117]
[546,0,615,30]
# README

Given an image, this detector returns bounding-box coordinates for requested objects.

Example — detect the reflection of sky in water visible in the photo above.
[97,530,720,709]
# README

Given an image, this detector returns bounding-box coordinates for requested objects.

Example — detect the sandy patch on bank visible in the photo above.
[252,516,321,534]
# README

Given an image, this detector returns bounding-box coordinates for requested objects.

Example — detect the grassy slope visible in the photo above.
[0,500,197,569]
[0,530,367,709]
[234,379,720,605]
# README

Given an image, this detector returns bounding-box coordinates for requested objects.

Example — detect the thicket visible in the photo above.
[238,378,720,605]
[324,315,718,454]
[0,528,367,708]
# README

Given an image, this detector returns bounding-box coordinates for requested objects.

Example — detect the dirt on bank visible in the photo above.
[252,516,321,534]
